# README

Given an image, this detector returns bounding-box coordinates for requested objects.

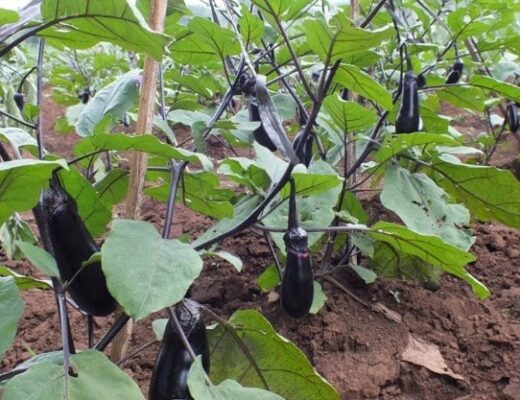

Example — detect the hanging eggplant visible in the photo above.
[149,299,210,400]
[395,69,420,134]
[13,92,24,111]
[248,99,278,151]
[446,58,464,84]
[77,87,91,104]
[34,172,117,316]
[507,102,519,133]
[280,180,314,319]
[417,73,426,89]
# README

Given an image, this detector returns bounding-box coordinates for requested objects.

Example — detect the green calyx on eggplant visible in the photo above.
[446,59,464,84]
[33,171,117,316]
[395,70,420,134]
[506,102,519,133]
[149,299,210,400]
[13,92,24,111]
[280,179,314,319]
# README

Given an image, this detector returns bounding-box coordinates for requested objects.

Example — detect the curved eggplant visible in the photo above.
[507,102,519,133]
[281,227,314,318]
[248,99,277,151]
[34,173,117,316]
[395,70,420,134]
[446,59,464,84]
[149,299,210,400]
[293,130,313,167]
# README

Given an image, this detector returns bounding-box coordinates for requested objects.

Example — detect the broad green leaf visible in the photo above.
[193,196,261,248]
[0,277,24,361]
[39,0,167,59]
[203,251,243,272]
[381,165,474,250]
[75,132,212,170]
[152,318,168,341]
[0,128,38,158]
[303,17,392,64]
[320,95,378,133]
[334,65,393,110]
[0,213,37,260]
[256,265,280,292]
[93,168,129,208]
[218,158,270,192]
[188,356,285,400]
[0,159,67,227]
[240,6,265,45]
[146,171,234,219]
[279,162,342,198]
[207,310,339,399]
[3,350,144,400]
[102,220,203,320]
[370,222,489,299]
[439,86,485,112]
[350,265,377,284]
[166,69,212,98]
[309,281,326,314]
[75,70,140,137]
[0,8,19,26]
[0,266,50,290]
[470,75,520,102]
[57,168,112,237]
[430,157,520,229]
[15,241,59,277]
[374,133,459,163]
[252,0,292,18]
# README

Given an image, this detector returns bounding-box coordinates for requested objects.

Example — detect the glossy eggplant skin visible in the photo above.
[249,100,277,151]
[395,70,420,134]
[417,73,426,89]
[281,227,314,319]
[149,300,210,400]
[13,92,24,111]
[293,130,313,167]
[507,102,519,133]
[446,60,463,84]
[34,174,117,316]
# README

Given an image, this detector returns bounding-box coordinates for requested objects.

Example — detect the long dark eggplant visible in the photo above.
[293,130,313,167]
[149,299,210,400]
[34,172,116,316]
[446,59,463,84]
[395,70,420,134]
[280,180,314,319]
[249,99,277,151]
[507,102,519,133]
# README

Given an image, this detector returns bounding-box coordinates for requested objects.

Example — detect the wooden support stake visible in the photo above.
[110,0,168,363]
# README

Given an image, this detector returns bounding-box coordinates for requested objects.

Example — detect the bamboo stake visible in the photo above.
[110,0,168,363]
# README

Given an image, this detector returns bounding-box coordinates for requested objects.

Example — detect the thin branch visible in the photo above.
[35,39,45,160]
[0,109,36,129]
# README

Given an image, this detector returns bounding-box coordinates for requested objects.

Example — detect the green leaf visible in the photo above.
[75,132,212,170]
[369,222,489,299]
[334,65,393,110]
[320,95,378,133]
[188,356,285,400]
[207,310,340,399]
[15,241,59,278]
[240,5,264,45]
[152,319,168,341]
[0,128,38,158]
[381,165,474,250]
[57,168,112,237]
[439,86,485,112]
[0,266,50,291]
[0,213,37,260]
[309,281,326,314]
[203,251,243,272]
[93,168,129,208]
[470,75,520,102]
[374,133,460,163]
[39,0,167,60]
[102,220,203,320]
[3,350,145,400]
[75,70,140,137]
[280,164,343,198]
[256,265,280,292]
[351,265,377,284]
[430,157,520,229]
[0,8,19,26]
[0,277,24,361]
[0,159,67,227]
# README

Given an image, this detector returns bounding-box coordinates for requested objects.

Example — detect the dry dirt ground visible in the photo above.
[1,95,520,400]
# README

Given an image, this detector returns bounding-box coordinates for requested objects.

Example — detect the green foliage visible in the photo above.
[0,277,24,361]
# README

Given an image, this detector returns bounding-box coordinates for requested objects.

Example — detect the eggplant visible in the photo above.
[446,59,463,84]
[13,92,24,111]
[248,99,277,151]
[149,299,210,400]
[34,172,117,316]
[280,180,314,319]
[507,102,519,133]
[293,130,313,167]
[78,87,91,104]
[395,70,420,134]
[417,73,426,89]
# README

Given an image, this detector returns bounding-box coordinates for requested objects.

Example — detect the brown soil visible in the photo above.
[1,97,520,400]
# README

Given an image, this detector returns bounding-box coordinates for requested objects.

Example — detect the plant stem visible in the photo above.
[0,110,36,129]
[35,39,45,160]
